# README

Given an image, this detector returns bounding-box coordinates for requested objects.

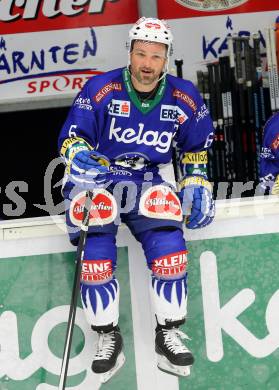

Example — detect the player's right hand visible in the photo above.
[69,150,110,188]
[179,176,215,229]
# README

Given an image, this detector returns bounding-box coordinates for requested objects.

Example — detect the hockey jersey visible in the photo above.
[260,112,279,184]
[58,67,215,183]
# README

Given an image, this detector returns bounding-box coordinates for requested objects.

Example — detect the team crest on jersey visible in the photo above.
[115,152,150,170]
[160,105,188,124]
[70,189,117,226]
[108,100,131,117]
[139,185,182,221]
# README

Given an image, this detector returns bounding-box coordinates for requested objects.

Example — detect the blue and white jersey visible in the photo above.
[260,112,279,182]
[58,67,214,183]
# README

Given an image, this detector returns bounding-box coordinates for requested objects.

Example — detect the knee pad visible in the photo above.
[80,233,119,327]
[84,233,117,267]
[82,233,117,284]
[137,228,188,279]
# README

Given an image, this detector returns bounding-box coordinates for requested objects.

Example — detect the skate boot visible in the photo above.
[92,324,125,383]
[155,324,194,377]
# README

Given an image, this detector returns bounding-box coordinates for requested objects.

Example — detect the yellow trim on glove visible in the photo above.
[181,151,208,164]
[90,155,110,168]
[60,137,93,158]
[180,176,212,192]
[271,175,279,195]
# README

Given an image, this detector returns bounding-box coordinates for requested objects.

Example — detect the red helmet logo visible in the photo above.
[145,22,161,29]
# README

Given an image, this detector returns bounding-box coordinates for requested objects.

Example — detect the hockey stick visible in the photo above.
[58,189,94,390]
[199,70,215,181]
[250,34,262,178]
[172,59,185,186]
[269,26,279,110]
[252,34,266,126]
[219,56,232,180]
[225,54,235,181]
[242,37,257,181]
[207,63,220,182]
[203,71,211,110]
[234,36,249,181]
[265,27,276,113]
[213,62,226,181]
[175,59,184,79]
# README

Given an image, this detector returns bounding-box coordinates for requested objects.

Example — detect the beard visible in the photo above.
[133,68,160,85]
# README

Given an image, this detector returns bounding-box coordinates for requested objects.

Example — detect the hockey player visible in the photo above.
[58,17,215,382]
[260,112,279,195]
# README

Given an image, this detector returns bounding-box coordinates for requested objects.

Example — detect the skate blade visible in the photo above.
[157,354,191,377]
[100,352,125,383]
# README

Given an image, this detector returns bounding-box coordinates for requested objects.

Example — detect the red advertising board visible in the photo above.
[0,0,139,34]
[0,0,139,102]
[157,0,279,19]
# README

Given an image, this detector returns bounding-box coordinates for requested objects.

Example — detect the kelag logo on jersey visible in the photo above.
[109,117,173,153]
[108,100,131,117]
[160,105,188,124]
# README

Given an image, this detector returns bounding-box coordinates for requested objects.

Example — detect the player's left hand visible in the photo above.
[179,176,215,229]
[271,174,279,195]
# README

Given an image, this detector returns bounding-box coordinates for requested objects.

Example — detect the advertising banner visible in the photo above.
[168,10,278,83]
[0,203,279,389]
[0,247,138,390]
[157,0,279,19]
[0,0,138,103]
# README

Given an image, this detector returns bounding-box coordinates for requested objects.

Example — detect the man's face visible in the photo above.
[130,40,167,87]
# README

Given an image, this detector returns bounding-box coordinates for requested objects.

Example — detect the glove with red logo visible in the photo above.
[60,137,110,188]
[179,176,215,229]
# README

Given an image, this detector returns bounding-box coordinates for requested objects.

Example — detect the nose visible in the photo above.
[142,55,152,69]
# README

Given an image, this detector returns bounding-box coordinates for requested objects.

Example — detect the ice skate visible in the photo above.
[155,325,194,377]
[92,325,125,383]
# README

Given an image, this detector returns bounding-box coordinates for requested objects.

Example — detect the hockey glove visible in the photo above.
[271,174,279,195]
[259,173,279,195]
[61,137,110,188]
[179,176,215,229]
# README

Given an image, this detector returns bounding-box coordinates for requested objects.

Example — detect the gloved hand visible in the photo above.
[179,176,215,229]
[69,149,110,188]
[271,175,279,195]
[259,173,279,195]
